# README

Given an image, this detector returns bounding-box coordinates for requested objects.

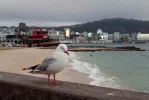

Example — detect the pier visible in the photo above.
[68,46,145,52]
[38,46,145,51]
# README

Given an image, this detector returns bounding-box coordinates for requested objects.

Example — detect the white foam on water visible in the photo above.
[68,52,123,89]
[144,91,149,93]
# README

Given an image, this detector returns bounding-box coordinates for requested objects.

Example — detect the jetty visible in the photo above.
[68,46,145,52]
[38,46,145,51]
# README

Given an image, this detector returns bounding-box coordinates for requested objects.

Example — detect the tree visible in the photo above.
[15,40,18,44]
[21,36,32,47]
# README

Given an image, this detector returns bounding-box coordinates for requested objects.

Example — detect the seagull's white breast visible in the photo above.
[47,52,68,74]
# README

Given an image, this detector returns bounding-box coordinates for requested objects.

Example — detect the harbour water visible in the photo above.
[68,44,149,93]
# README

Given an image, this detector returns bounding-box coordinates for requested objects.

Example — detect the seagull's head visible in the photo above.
[56,44,69,56]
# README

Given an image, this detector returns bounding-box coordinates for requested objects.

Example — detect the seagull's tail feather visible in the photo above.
[28,71,33,73]
[23,64,39,70]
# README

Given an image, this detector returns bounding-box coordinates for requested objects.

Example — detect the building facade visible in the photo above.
[49,31,65,40]
[64,28,71,39]
[108,34,113,40]
[113,32,120,42]
[19,22,27,33]
[137,32,149,40]
[0,27,21,44]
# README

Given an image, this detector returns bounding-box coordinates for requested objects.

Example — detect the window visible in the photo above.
[37,32,40,34]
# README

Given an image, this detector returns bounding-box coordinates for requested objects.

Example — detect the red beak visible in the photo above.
[64,51,69,56]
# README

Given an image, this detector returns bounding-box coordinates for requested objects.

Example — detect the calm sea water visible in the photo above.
[67,44,149,93]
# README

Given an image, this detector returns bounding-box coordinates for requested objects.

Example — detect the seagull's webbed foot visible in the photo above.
[48,74,61,86]
[48,83,55,86]
[53,81,61,85]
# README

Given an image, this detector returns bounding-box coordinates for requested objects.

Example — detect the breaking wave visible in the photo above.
[68,52,123,89]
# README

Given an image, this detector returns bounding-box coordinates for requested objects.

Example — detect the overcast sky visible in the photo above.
[0,0,148,26]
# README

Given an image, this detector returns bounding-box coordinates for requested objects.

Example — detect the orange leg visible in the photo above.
[53,74,61,85]
[48,74,61,86]
[48,74,53,86]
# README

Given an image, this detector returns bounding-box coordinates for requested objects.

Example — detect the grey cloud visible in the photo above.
[0,0,149,26]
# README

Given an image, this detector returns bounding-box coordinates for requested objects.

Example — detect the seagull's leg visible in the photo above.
[48,74,53,86]
[53,74,61,85]
[48,74,50,84]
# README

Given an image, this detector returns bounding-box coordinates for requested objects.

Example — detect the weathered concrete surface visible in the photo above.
[0,72,149,100]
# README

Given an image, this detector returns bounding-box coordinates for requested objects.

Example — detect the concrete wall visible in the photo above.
[0,71,149,100]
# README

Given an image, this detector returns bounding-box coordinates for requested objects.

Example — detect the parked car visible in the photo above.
[2,43,12,47]
[16,44,24,47]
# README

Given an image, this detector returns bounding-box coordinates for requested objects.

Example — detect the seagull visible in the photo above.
[23,44,69,86]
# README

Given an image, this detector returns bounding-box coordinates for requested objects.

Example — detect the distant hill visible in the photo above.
[52,18,149,34]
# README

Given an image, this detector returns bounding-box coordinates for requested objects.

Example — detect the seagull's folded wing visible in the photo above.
[35,56,57,72]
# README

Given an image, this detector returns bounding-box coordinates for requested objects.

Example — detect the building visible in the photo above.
[92,33,96,41]
[49,31,65,41]
[120,34,130,42]
[64,28,71,39]
[0,27,21,44]
[137,32,149,40]
[9,27,16,34]
[70,31,75,39]
[0,33,6,42]
[101,32,108,40]
[48,29,55,34]
[0,34,21,44]
[108,34,113,40]
[91,29,109,41]
[76,36,86,42]
[95,29,108,41]
[19,22,27,33]
[131,32,137,41]
[113,32,120,42]
[83,31,88,37]
[28,29,48,42]
[5,35,21,44]
[97,29,102,35]
[87,32,93,41]
[75,32,80,36]
[96,29,103,40]
[0,27,9,34]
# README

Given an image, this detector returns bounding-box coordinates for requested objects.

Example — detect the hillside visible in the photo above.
[52,18,149,34]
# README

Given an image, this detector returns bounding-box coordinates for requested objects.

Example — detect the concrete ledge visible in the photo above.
[0,72,149,100]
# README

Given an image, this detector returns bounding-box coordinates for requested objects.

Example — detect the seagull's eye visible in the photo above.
[61,47,64,50]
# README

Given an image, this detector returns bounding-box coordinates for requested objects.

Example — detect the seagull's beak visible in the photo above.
[64,51,69,56]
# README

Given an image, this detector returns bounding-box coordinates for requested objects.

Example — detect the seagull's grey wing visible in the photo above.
[35,56,56,71]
